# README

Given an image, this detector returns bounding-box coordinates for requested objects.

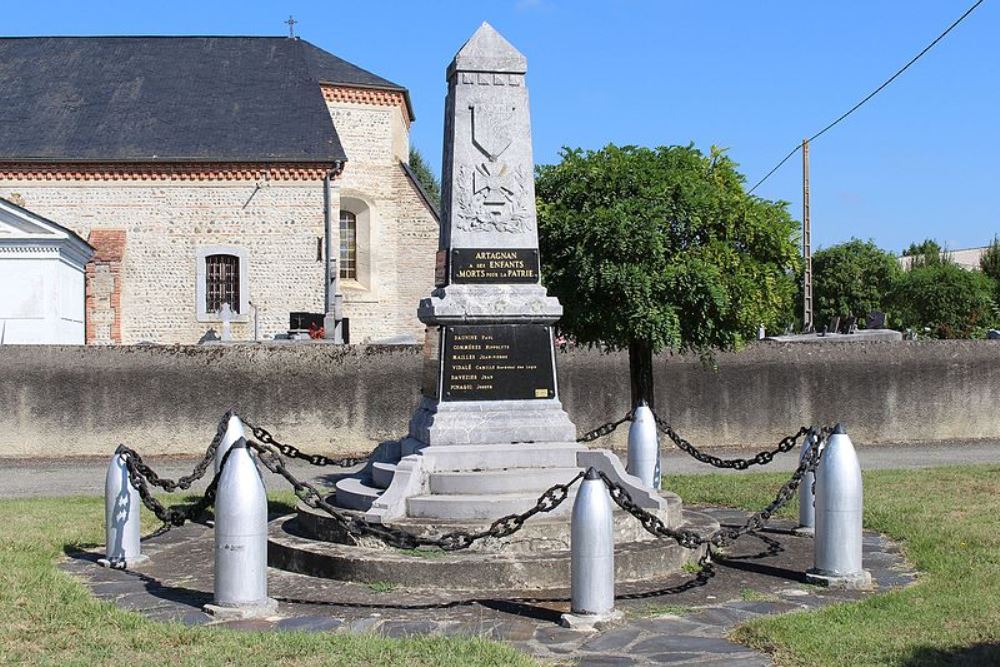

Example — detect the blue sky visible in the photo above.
[6,1,997,253]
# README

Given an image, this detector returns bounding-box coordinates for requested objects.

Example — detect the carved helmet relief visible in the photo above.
[456,102,532,234]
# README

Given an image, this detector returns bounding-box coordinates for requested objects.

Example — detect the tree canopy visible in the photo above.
[408,147,441,211]
[536,144,800,404]
[811,239,902,326]
[891,261,995,338]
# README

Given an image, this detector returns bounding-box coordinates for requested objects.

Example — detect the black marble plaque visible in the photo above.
[440,324,555,401]
[450,248,539,284]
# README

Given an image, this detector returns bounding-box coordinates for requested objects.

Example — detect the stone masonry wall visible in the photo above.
[326,92,439,342]
[0,91,437,345]
[0,179,328,344]
[0,340,996,458]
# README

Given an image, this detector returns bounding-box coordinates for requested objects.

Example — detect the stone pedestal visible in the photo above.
[323,23,682,544]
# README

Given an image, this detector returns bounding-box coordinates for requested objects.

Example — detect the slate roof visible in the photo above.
[0,36,410,163]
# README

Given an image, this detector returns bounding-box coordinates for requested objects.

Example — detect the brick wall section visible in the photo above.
[85,229,126,344]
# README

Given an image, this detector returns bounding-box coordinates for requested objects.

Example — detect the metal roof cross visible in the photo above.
[285,15,298,38]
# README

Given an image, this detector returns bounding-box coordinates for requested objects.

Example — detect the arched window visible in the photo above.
[205,253,240,314]
[339,210,357,280]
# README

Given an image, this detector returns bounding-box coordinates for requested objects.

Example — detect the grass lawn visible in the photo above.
[0,465,996,665]
[667,465,1000,666]
[0,495,533,667]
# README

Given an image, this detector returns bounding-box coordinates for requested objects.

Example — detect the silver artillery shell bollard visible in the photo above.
[204,437,277,619]
[100,449,148,568]
[806,423,873,589]
[561,468,623,630]
[795,431,820,535]
[214,413,247,475]
[626,402,661,490]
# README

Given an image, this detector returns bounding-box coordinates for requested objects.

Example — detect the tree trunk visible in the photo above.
[628,339,655,412]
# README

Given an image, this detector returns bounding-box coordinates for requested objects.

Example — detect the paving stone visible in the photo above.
[216,619,278,631]
[632,635,749,655]
[491,620,537,641]
[347,617,382,634]
[632,617,716,636]
[380,620,438,638]
[692,655,770,667]
[683,606,758,628]
[645,653,703,664]
[535,625,583,644]
[142,606,213,626]
[276,615,345,632]
[576,655,639,666]
[579,626,642,652]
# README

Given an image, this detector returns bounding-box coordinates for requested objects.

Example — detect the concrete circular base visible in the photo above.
[267,509,719,591]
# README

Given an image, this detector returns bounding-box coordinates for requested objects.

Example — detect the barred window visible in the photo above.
[205,253,240,314]
[340,210,357,280]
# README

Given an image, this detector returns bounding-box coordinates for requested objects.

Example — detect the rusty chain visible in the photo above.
[598,425,832,549]
[247,439,582,551]
[577,410,634,443]
[652,410,812,470]
[243,420,369,468]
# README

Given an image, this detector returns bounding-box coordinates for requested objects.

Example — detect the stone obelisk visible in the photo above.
[358,23,668,525]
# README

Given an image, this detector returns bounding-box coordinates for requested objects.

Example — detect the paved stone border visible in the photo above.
[62,508,916,665]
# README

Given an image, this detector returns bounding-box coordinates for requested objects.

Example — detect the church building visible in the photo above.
[0,36,439,345]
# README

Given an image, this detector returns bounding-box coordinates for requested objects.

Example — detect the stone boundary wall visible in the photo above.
[0,340,996,458]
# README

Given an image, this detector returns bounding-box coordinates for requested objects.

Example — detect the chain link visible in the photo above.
[652,410,811,470]
[577,410,634,443]
[243,421,369,468]
[120,410,232,493]
[117,443,229,528]
[599,425,832,549]
[247,439,582,551]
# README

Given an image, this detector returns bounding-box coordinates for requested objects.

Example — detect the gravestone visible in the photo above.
[866,311,886,329]
[220,303,233,342]
[338,23,669,526]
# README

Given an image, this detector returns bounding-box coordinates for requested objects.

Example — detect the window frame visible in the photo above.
[196,245,249,323]
[339,210,358,281]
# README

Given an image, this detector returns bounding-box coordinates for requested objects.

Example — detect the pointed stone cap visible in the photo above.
[448,22,527,78]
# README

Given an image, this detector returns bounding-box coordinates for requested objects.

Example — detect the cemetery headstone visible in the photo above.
[866,311,886,329]
[220,303,233,342]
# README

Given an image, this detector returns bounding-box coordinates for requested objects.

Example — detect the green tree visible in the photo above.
[811,239,902,327]
[891,262,995,338]
[536,144,800,409]
[902,238,947,268]
[408,147,441,211]
[980,235,1000,283]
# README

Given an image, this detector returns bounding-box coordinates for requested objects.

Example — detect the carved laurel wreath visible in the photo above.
[455,163,531,234]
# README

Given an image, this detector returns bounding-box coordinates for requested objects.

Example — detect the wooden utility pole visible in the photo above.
[802,138,813,333]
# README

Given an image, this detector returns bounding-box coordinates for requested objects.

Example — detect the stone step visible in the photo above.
[428,467,582,495]
[407,491,577,520]
[417,442,581,472]
[334,477,382,511]
[371,461,396,489]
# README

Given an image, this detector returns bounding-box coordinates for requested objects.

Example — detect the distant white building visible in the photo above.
[0,197,94,344]
[898,246,989,271]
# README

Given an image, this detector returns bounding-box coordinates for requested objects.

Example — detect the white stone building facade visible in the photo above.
[0,197,94,344]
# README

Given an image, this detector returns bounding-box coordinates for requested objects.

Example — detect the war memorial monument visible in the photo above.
[266,22,713,590]
[86,23,895,662]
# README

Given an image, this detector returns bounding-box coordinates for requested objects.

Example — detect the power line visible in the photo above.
[748,0,984,194]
